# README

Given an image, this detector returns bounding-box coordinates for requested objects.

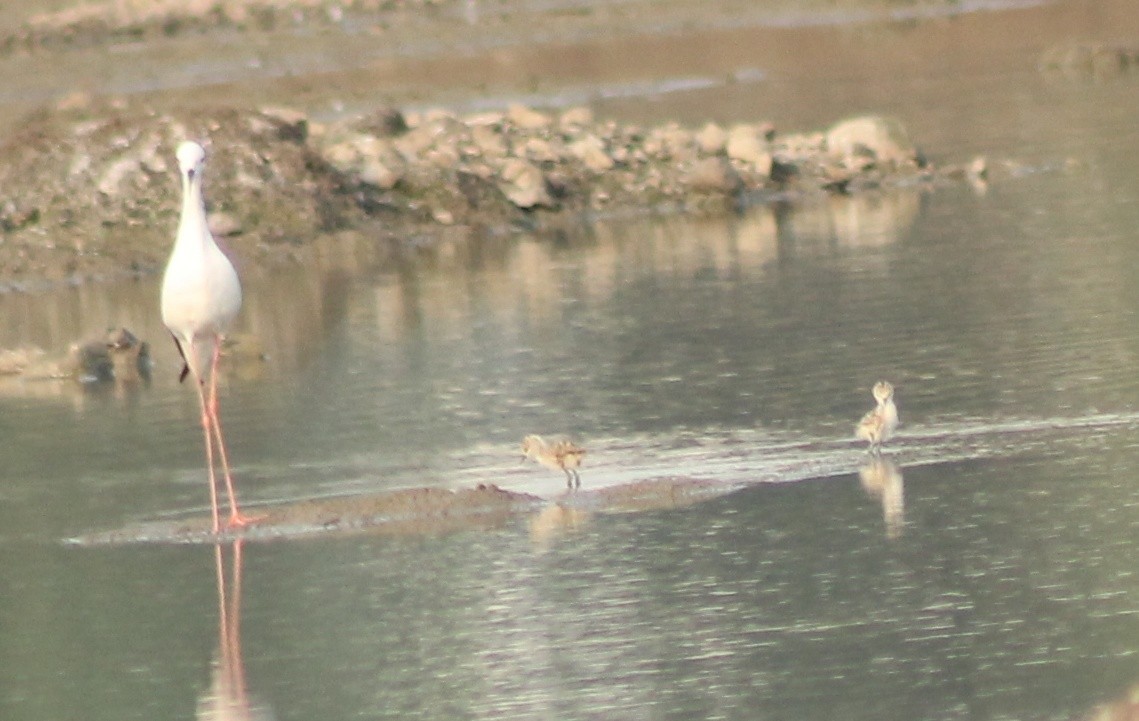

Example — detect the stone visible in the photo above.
[684,157,742,193]
[646,123,693,160]
[559,106,594,129]
[394,125,441,161]
[306,120,328,141]
[359,157,403,190]
[464,162,495,180]
[465,111,504,128]
[695,122,727,154]
[424,145,460,169]
[726,124,769,165]
[825,115,916,167]
[423,107,457,123]
[322,141,360,173]
[642,136,663,158]
[522,137,560,164]
[208,212,243,237]
[498,158,553,208]
[136,134,168,174]
[507,104,552,131]
[753,151,774,178]
[471,125,509,158]
[97,156,139,197]
[776,132,823,161]
[568,135,614,173]
[353,134,393,161]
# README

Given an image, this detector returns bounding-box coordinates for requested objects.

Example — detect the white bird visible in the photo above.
[161,141,257,533]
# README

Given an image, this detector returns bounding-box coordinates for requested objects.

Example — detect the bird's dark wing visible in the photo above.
[170,333,190,383]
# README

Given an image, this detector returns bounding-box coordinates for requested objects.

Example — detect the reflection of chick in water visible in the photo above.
[859,455,905,539]
[528,502,590,548]
[197,542,276,721]
[1075,679,1139,721]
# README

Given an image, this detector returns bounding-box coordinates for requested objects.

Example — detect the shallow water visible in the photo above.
[8,2,1139,720]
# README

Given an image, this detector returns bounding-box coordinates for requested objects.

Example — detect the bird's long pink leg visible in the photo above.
[188,341,222,534]
[207,337,262,529]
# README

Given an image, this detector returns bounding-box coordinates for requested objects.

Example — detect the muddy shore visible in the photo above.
[68,476,736,545]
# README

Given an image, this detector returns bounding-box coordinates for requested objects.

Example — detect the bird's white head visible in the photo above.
[872,381,895,403]
[177,141,206,179]
[521,434,544,459]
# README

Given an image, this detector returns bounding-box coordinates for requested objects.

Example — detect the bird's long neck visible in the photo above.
[176,172,211,255]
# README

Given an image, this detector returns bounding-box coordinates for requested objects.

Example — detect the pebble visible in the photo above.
[559,106,594,129]
[498,158,553,208]
[507,104,552,131]
[684,157,742,194]
[825,115,917,168]
[208,211,243,237]
[568,135,614,173]
[96,156,139,196]
[695,122,727,154]
[726,124,769,166]
[359,157,403,190]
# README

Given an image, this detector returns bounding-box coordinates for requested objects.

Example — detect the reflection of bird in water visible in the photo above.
[521,435,586,489]
[528,502,590,547]
[856,381,899,454]
[1075,678,1139,721]
[162,141,258,533]
[859,455,905,539]
[197,541,276,721]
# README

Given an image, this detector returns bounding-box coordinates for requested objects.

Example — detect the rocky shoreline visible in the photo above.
[0,98,985,289]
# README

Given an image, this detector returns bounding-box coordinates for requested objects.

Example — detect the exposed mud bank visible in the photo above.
[68,476,736,544]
